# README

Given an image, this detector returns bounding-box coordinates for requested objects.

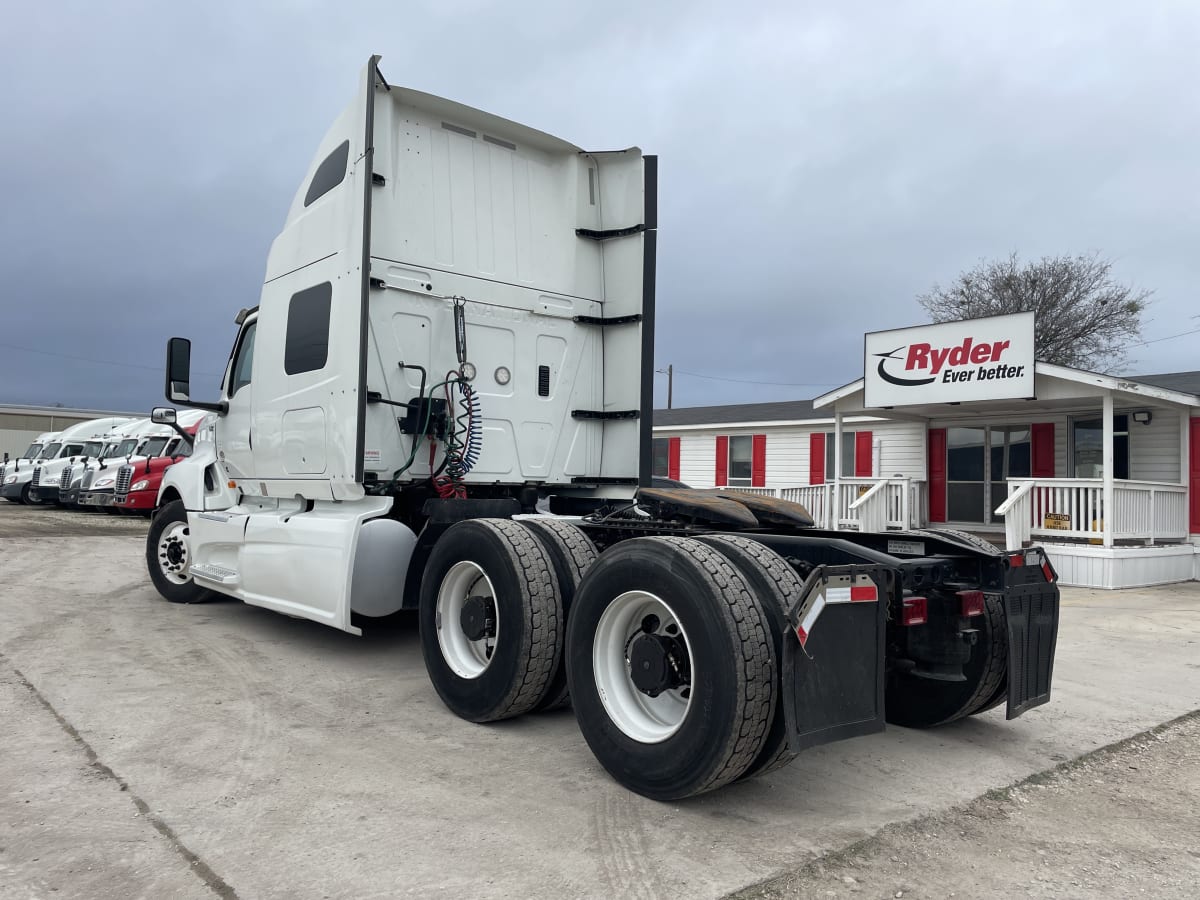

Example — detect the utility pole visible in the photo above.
[656,364,673,409]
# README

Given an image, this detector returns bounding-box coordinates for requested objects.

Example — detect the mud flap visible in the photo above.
[782,565,893,752]
[1003,557,1060,719]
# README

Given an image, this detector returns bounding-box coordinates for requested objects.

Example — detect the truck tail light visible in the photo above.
[1041,561,1055,583]
[901,596,927,626]
[957,589,985,617]
[1008,553,1026,569]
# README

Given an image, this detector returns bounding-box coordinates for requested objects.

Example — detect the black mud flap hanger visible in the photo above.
[782,564,894,752]
[1002,550,1060,719]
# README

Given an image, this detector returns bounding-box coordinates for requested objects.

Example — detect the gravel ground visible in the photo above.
[734,711,1200,899]
[0,502,147,538]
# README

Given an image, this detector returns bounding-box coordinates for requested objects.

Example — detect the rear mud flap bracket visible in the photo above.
[782,565,893,752]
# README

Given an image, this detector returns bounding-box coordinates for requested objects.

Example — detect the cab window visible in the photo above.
[140,437,170,457]
[229,322,257,397]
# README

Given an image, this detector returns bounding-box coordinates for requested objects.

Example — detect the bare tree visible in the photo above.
[917,253,1150,372]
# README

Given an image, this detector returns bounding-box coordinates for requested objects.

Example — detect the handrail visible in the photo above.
[849,479,888,510]
[994,479,1034,516]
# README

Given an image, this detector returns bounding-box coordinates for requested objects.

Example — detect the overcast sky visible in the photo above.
[2,0,1197,413]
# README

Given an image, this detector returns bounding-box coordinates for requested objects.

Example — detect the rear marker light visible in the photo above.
[958,589,985,617]
[1008,553,1026,568]
[901,596,928,626]
[1041,561,1055,583]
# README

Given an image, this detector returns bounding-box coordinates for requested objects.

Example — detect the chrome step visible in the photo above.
[189,563,239,585]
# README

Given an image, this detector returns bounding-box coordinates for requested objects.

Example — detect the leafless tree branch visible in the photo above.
[917,252,1151,372]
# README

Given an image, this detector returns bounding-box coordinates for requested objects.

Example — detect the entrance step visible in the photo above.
[190,563,239,585]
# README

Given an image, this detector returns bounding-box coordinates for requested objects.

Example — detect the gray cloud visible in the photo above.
[1,1,1196,412]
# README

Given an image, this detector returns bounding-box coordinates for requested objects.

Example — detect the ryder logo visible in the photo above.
[874,337,1024,388]
[862,312,1035,408]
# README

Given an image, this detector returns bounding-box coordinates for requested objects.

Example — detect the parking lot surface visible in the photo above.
[2,502,1199,899]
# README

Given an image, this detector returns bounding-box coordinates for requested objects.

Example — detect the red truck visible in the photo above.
[114,415,209,515]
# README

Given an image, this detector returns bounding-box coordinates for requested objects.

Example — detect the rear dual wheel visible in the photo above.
[566,537,775,800]
[693,535,802,780]
[518,518,598,711]
[419,519,563,723]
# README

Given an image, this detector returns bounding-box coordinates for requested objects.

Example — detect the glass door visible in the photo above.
[990,427,1031,518]
[1071,415,1128,479]
[946,427,986,523]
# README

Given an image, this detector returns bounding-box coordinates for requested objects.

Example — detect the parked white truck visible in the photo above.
[3,418,132,505]
[1,432,57,497]
[57,418,150,507]
[147,57,1060,800]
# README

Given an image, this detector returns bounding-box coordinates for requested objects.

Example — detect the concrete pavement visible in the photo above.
[1,505,1198,899]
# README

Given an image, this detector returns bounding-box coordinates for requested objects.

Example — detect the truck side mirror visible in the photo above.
[166,338,192,403]
[151,407,177,425]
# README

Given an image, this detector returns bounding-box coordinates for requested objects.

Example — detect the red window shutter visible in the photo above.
[809,433,825,485]
[668,437,681,481]
[751,434,767,487]
[1031,423,1055,478]
[1190,418,1200,534]
[854,431,874,477]
[715,436,728,487]
[928,428,947,523]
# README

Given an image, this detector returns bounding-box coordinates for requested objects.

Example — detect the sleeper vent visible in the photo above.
[538,366,551,397]
[441,122,477,138]
[483,134,516,151]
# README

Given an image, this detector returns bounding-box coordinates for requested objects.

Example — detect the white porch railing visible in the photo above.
[995,478,1189,549]
[726,478,925,531]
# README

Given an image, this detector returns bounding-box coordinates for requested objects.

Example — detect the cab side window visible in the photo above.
[230,322,257,397]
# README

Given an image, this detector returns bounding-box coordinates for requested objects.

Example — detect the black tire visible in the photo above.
[566,537,774,800]
[907,528,1003,557]
[694,534,800,780]
[145,500,211,604]
[519,518,598,711]
[885,590,1007,728]
[968,593,1010,716]
[22,483,41,505]
[419,518,562,723]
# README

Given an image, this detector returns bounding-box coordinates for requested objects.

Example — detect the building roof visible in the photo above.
[653,399,823,427]
[0,403,145,418]
[656,366,1200,429]
[1125,370,1200,395]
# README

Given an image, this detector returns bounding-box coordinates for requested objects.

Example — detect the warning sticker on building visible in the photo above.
[1043,512,1070,530]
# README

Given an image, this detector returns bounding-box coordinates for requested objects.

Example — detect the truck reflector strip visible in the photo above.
[794,594,825,649]
[793,574,879,649]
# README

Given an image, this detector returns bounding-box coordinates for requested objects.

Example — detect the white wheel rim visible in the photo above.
[436,561,499,679]
[593,590,693,744]
[157,521,192,585]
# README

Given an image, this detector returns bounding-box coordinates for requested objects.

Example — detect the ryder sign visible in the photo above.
[864,312,1035,407]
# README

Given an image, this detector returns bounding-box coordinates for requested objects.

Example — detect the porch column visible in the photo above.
[1103,392,1114,548]
[834,409,843,522]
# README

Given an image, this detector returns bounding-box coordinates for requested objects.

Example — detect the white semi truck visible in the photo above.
[147,57,1060,800]
[2,418,132,505]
